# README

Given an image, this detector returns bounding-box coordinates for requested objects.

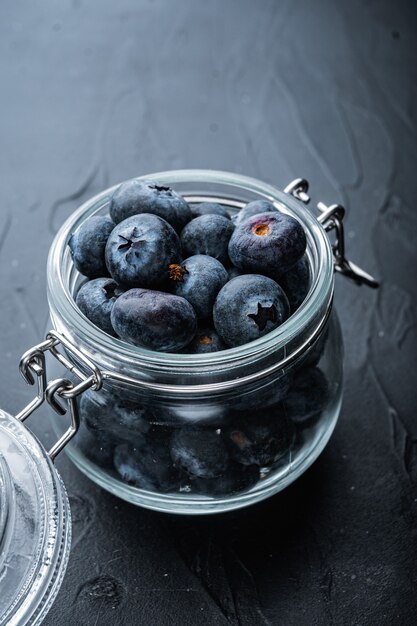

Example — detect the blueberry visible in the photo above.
[75,277,124,336]
[227,265,245,281]
[180,214,235,266]
[233,200,276,225]
[109,178,192,233]
[79,388,151,443]
[192,463,259,497]
[168,255,228,320]
[69,215,115,278]
[181,325,227,353]
[228,211,307,277]
[114,431,180,492]
[170,427,230,478]
[73,422,115,469]
[226,409,295,466]
[283,367,329,424]
[191,202,231,220]
[303,326,329,367]
[213,274,290,347]
[105,214,181,288]
[278,255,310,313]
[111,288,197,352]
[228,373,292,411]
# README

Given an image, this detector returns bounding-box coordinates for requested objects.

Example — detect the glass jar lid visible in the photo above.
[0,408,71,626]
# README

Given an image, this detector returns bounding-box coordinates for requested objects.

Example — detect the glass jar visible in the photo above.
[0,408,71,626]
[43,170,346,514]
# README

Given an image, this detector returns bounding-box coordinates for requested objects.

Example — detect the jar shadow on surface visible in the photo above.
[46,170,343,514]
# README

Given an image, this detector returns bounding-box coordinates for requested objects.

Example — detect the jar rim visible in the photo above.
[47,169,334,373]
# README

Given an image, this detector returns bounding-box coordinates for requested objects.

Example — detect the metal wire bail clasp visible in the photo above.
[16,331,103,462]
[285,179,379,289]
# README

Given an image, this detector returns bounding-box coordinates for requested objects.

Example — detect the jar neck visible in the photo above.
[47,170,334,388]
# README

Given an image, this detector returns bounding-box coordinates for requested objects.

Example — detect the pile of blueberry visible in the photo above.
[69,178,310,353]
[68,178,330,498]
[75,360,329,497]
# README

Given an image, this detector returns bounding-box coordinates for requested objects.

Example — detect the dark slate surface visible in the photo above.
[1,1,416,624]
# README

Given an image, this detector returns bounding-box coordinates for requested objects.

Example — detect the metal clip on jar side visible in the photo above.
[284,178,379,289]
[15,330,103,461]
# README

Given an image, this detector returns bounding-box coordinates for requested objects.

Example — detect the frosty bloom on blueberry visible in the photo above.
[168,254,228,320]
[180,214,235,266]
[191,201,231,220]
[233,199,276,225]
[213,274,290,347]
[277,255,310,313]
[75,277,124,336]
[69,215,115,278]
[228,211,307,278]
[110,178,192,233]
[105,213,181,288]
[68,179,312,354]
[111,288,197,352]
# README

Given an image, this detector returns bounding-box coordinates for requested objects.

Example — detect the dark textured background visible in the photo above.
[1,1,416,624]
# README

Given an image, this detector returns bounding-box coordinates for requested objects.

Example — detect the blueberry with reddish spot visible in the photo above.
[111,288,197,352]
[191,202,231,220]
[69,215,115,278]
[168,255,228,320]
[182,325,227,353]
[213,274,290,347]
[75,277,124,336]
[105,214,181,288]
[228,211,306,277]
[233,200,276,225]
[226,408,295,466]
[180,214,235,266]
[278,255,310,313]
[170,427,230,478]
[283,367,329,424]
[109,178,192,233]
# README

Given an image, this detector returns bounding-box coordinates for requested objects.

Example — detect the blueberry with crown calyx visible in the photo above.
[105,213,181,288]
[213,274,290,347]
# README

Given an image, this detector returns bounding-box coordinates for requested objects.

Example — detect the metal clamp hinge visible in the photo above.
[16,330,103,462]
[284,179,379,288]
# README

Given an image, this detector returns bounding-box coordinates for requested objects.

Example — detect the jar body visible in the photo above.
[47,312,342,513]
[46,170,343,514]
